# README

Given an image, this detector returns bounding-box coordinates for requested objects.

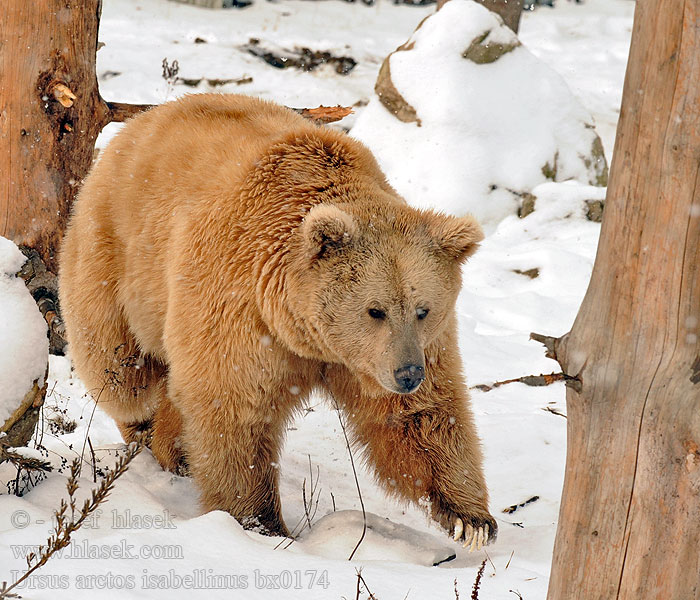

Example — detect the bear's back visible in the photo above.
[61,94,316,357]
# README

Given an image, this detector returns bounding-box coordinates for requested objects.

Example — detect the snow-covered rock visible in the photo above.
[0,237,48,427]
[351,0,608,229]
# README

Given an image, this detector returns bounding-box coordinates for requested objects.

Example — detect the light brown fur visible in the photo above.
[59,93,496,541]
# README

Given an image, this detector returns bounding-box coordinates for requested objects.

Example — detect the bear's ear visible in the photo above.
[302,204,357,259]
[428,214,484,263]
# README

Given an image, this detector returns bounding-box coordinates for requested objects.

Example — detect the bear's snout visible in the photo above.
[393,364,425,394]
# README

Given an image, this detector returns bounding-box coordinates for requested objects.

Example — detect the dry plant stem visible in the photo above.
[323,373,367,561]
[87,436,97,483]
[355,568,378,600]
[471,559,487,600]
[274,456,321,550]
[302,455,321,530]
[484,549,496,574]
[78,381,106,478]
[0,437,145,599]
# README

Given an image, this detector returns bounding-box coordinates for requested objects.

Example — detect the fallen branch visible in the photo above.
[472,372,570,392]
[502,495,539,514]
[290,105,353,124]
[243,40,357,75]
[103,101,353,125]
[0,437,52,474]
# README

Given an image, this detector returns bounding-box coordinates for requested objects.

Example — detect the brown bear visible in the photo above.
[59,93,496,550]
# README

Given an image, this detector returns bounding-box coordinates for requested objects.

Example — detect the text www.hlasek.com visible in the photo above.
[11,539,183,560]
[10,569,331,590]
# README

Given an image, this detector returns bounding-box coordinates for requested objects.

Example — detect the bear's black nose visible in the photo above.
[394,365,425,393]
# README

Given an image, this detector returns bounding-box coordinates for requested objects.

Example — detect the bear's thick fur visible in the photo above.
[59,94,496,546]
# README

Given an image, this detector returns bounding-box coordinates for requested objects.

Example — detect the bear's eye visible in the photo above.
[368,308,386,320]
[416,307,429,320]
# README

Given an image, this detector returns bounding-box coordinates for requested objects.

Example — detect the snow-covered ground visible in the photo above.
[0,0,634,598]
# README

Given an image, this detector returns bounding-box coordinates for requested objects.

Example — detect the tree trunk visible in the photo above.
[0,0,114,275]
[437,0,523,33]
[545,1,700,598]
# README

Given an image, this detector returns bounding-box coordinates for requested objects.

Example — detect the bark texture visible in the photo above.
[546,1,700,598]
[0,0,114,274]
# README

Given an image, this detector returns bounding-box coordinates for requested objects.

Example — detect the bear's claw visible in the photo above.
[452,518,492,552]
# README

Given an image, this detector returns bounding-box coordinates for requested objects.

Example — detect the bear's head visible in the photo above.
[292,202,483,396]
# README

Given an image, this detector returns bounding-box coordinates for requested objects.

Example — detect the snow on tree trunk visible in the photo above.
[545,1,700,597]
[351,0,608,228]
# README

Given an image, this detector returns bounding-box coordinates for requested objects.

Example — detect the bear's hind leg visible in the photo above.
[63,296,185,472]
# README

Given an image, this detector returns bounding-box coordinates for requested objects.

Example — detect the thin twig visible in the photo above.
[78,381,106,478]
[302,480,312,530]
[484,549,497,574]
[542,406,567,418]
[87,437,97,483]
[355,568,378,600]
[275,457,321,550]
[321,372,367,561]
[302,455,321,530]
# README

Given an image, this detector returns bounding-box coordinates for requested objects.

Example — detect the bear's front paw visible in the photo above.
[433,505,498,552]
[451,516,495,551]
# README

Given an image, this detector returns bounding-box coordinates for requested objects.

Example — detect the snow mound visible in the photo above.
[297,510,456,566]
[351,0,608,229]
[0,237,48,424]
